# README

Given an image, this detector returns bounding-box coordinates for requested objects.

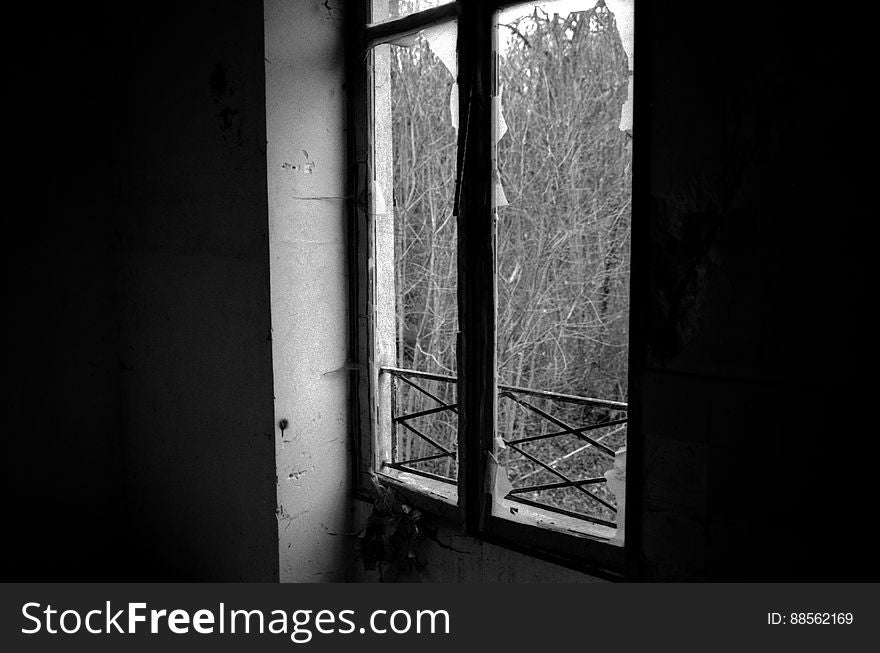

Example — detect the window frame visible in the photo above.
[345,0,642,580]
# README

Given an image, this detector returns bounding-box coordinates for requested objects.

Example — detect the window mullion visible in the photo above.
[455,0,496,534]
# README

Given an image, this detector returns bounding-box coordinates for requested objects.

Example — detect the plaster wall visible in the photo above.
[265,0,354,582]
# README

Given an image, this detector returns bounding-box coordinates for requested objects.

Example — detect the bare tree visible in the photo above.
[388,3,632,515]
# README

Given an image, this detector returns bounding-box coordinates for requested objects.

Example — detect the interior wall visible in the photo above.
[113,0,279,581]
[4,1,124,579]
[4,0,280,581]
[633,1,876,580]
[265,0,354,582]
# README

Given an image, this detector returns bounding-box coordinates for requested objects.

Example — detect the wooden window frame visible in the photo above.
[345,0,644,580]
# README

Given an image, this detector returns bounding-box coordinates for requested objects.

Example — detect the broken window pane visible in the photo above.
[493,1,632,536]
[371,0,455,24]
[371,23,459,489]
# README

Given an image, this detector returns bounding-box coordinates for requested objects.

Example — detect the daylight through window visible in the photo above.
[362,0,634,550]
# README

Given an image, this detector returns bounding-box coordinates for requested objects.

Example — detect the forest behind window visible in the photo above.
[379,0,632,528]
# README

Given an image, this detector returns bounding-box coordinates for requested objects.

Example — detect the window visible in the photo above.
[347,0,634,575]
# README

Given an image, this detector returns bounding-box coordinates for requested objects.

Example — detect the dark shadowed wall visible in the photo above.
[632,1,876,580]
[4,0,278,581]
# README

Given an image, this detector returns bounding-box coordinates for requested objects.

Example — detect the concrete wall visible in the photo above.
[4,1,124,578]
[264,0,353,582]
[632,1,877,580]
[113,0,279,581]
[5,0,279,581]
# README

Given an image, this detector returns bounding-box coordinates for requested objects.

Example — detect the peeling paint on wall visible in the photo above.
[266,0,352,583]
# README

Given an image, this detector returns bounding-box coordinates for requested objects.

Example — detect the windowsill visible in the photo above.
[383,468,458,505]
[378,467,621,545]
[366,470,461,525]
[493,497,621,545]
[357,470,625,579]
[375,471,619,538]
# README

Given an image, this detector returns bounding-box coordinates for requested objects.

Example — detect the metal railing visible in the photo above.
[380,366,627,528]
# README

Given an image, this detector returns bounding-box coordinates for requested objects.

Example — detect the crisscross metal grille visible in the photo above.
[381,366,626,528]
